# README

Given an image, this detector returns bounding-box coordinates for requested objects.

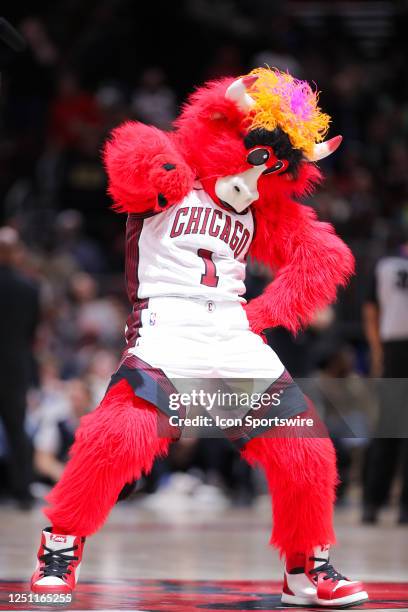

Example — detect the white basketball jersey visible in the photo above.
[375,255,408,341]
[125,184,254,307]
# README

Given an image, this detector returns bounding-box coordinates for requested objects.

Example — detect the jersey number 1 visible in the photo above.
[198,249,219,287]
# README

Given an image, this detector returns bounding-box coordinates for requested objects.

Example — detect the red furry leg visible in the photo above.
[44,380,171,536]
[241,399,337,557]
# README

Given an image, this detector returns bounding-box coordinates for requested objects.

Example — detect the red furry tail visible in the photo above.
[45,380,171,536]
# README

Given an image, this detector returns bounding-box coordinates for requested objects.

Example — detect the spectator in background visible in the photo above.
[362,226,408,524]
[45,75,111,242]
[131,67,177,130]
[53,271,124,377]
[85,348,118,405]
[204,44,243,80]
[96,82,128,133]
[33,379,91,485]
[0,227,40,509]
[2,16,58,169]
[55,209,107,275]
[308,345,374,502]
[48,71,102,150]
[69,272,124,348]
[252,46,301,78]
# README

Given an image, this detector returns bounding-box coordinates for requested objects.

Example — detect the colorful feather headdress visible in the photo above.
[225,67,340,162]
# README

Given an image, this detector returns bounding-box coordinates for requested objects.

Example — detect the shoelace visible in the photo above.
[309,556,346,583]
[40,545,78,578]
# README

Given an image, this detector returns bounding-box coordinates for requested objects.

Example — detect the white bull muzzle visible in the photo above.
[215,165,266,213]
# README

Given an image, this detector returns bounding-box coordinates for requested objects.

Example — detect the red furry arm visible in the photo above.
[245,203,354,334]
[103,121,194,214]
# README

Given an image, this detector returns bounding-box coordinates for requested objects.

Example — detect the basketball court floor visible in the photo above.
[0,495,407,611]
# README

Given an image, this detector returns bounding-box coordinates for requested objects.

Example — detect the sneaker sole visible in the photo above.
[282,590,369,608]
[31,582,73,595]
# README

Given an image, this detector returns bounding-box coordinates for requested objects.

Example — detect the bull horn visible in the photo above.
[225,75,257,113]
[307,135,343,162]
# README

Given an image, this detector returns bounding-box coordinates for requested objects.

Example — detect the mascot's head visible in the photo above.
[175,67,341,213]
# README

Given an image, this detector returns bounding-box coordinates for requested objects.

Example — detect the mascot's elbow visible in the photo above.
[294,239,354,331]
[301,213,355,285]
[343,242,355,279]
[326,234,355,287]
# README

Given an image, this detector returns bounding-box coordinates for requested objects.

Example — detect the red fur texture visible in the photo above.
[45,380,170,536]
[175,78,250,182]
[241,399,338,556]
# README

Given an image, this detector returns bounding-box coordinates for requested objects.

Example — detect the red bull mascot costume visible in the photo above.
[31,68,369,607]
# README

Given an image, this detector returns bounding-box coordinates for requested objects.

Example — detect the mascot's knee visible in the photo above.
[69,382,170,474]
[278,436,337,486]
[242,435,337,490]
[283,437,338,491]
[69,411,128,465]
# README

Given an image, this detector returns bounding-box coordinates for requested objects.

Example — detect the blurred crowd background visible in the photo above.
[0,0,407,520]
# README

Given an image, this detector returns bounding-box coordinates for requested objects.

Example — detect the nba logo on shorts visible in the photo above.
[149,312,157,326]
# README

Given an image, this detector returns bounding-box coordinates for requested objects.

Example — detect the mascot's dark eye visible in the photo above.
[263,160,285,175]
[247,148,270,166]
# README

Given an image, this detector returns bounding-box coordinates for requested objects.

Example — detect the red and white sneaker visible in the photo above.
[31,527,85,594]
[282,546,369,607]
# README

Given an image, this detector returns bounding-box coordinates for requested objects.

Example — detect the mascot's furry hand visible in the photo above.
[104,121,195,215]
